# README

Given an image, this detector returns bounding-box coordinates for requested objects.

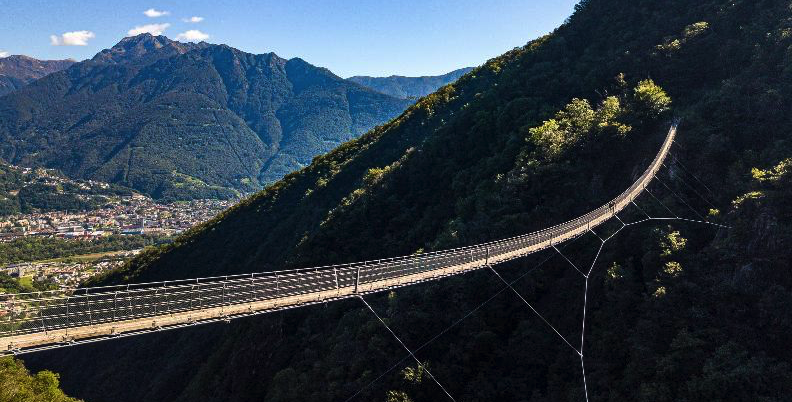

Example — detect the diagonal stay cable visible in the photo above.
[553,245,587,278]
[659,162,716,211]
[663,161,719,211]
[670,152,716,196]
[654,174,707,221]
[579,239,606,402]
[677,175,719,212]
[624,190,730,230]
[631,199,653,219]
[488,265,581,355]
[613,213,627,228]
[629,188,728,230]
[633,216,730,229]
[344,243,571,402]
[579,184,723,402]
[603,223,628,243]
[588,228,605,243]
[670,139,688,154]
[645,186,678,218]
[358,296,456,401]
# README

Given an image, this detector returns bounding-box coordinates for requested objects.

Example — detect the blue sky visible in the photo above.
[0,0,579,77]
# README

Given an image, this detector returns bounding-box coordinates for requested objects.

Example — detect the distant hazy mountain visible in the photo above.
[348,67,474,99]
[0,55,75,96]
[0,34,410,200]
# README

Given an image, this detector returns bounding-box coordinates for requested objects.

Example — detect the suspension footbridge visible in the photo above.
[1,122,678,355]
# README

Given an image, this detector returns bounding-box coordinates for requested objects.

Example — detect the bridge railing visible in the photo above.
[0,123,676,340]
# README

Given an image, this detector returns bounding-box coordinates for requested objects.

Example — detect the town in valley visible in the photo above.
[0,163,238,291]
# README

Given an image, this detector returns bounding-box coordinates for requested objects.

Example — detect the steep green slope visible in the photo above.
[0,35,410,200]
[348,67,474,99]
[28,1,792,401]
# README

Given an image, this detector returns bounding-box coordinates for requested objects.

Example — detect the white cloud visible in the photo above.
[127,23,171,36]
[183,16,204,23]
[144,8,169,17]
[0,51,9,58]
[176,30,209,42]
[50,31,96,46]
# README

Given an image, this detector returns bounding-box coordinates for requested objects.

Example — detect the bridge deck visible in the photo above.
[0,123,677,354]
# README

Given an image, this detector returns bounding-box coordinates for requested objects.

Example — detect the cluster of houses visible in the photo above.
[1,250,142,290]
[0,165,240,292]
[0,195,236,242]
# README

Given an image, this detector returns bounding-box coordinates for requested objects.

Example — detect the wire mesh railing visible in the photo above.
[0,122,676,343]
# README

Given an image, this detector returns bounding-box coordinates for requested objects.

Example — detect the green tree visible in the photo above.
[529,98,596,159]
[0,357,81,402]
[633,79,672,117]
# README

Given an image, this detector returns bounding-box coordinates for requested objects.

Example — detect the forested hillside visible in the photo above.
[27,0,792,401]
[0,34,410,200]
[0,163,132,215]
[0,55,74,96]
[0,357,80,402]
[349,67,474,99]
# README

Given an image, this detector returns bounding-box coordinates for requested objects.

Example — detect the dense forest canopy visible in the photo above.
[21,0,792,401]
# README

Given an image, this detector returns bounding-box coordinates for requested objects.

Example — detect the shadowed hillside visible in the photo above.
[27,1,792,401]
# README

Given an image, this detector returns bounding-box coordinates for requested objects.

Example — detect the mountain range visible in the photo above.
[348,67,474,99]
[25,0,792,401]
[0,55,74,96]
[0,39,475,201]
[0,34,412,200]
